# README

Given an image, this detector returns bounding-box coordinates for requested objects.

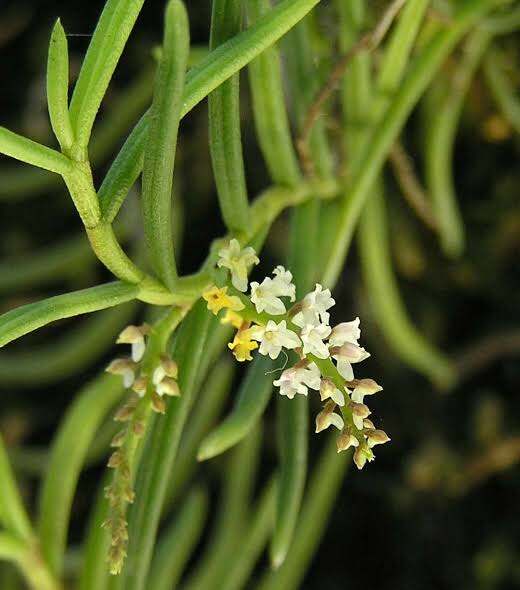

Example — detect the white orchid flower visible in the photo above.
[251,320,301,359]
[217,239,259,292]
[301,322,332,359]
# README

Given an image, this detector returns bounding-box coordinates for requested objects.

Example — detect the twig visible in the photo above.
[451,436,520,496]
[297,0,407,176]
[454,329,520,384]
[389,140,438,232]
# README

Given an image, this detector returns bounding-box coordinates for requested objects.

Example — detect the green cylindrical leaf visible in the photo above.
[184,426,262,590]
[78,473,112,590]
[148,488,208,590]
[0,281,138,349]
[0,127,72,175]
[69,0,146,150]
[209,0,250,232]
[38,374,126,576]
[98,115,148,223]
[0,435,32,541]
[256,437,349,590]
[141,0,189,290]
[47,19,74,151]
[220,477,277,590]
[164,359,234,507]
[197,355,273,461]
[425,28,491,258]
[247,0,301,186]
[271,395,307,568]
[484,46,520,134]
[359,191,455,388]
[0,303,136,387]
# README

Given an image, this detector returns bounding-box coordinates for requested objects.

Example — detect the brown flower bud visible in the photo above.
[110,429,127,448]
[151,392,166,414]
[132,376,148,396]
[367,429,391,447]
[160,355,178,379]
[157,377,180,397]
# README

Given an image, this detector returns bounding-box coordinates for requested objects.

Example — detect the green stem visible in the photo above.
[68,0,146,151]
[0,128,72,176]
[220,478,277,590]
[197,355,273,461]
[425,27,492,257]
[256,436,349,590]
[183,426,262,590]
[209,0,250,232]
[141,0,189,289]
[483,44,520,134]
[359,192,455,388]
[0,303,136,387]
[247,0,301,186]
[0,281,138,349]
[148,487,208,590]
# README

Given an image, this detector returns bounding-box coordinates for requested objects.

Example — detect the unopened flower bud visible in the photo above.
[110,430,127,448]
[320,378,345,406]
[132,420,145,437]
[353,444,375,470]
[151,392,166,414]
[106,358,136,388]
[367,429,391,447]
[336,431,359,453]
[117,325,147,362]
[353,446,367,470]
[108,451,123,468]
[363,418,375,430]
[350,402,371,430]
[114,398,138,422]
[116,326,143,344]
[156,377,180,397]
[160,355,178,379]
[315,401,344,433]
[351,378,383,403]
[123,486,135,503]
[132,376,148,397]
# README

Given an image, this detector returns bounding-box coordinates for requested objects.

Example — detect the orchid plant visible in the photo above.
[0,0,517,588]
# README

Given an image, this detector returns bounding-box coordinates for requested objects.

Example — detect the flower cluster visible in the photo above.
[103,324,181,574]
[203,239,390,470]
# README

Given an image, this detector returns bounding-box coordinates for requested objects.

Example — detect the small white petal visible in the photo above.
[301,323,332,359]
[131,340,146,362]
[331,388,345,406]
[329,317,361,347]
[329,412,345,430]
[351,389,364,403]
[335,358,354,381]
[123,370,135,389]
[250,279,287,315]
[152,366,166,386]
[353,414,364,430]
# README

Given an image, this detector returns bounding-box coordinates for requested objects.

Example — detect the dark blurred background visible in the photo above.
[0,1,519,589]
